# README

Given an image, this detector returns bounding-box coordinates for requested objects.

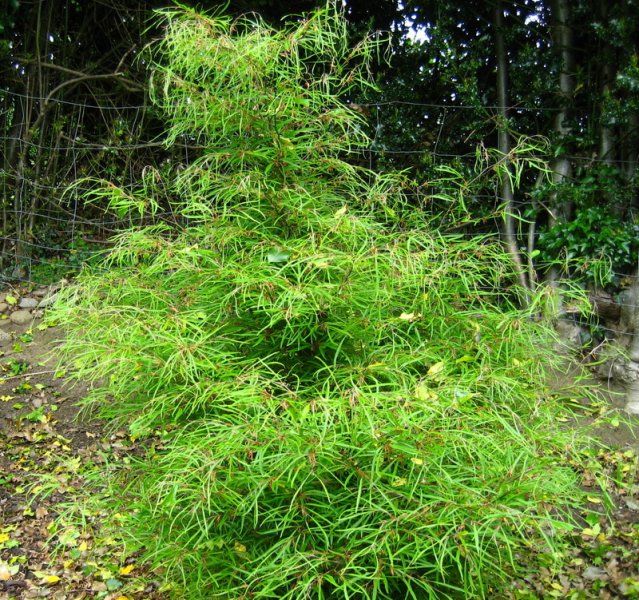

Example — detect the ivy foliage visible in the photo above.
[538,165,639,284]
[50,5,593,599]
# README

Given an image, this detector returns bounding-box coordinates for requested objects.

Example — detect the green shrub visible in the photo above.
[537,165,639,285]
[51,5,591,598]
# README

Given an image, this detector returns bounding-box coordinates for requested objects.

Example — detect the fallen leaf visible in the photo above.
[427,361,444,376]
[399,312,417,321]
[0,562,19,580]
[34,571,61,584]
[92,581,108,592]
[624,498,639,511]
[415,384,437,401]
[583,565,608,581]
[334,206,347,218]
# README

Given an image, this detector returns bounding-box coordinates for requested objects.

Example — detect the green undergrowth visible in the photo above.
[46,5,607,599]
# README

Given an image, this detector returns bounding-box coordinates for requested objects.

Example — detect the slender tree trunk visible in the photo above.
[549,0,574,225]
[493,2,529,304]
[545,0,576,308]
[12,71,36,278]
[597,0,616,167]
[1,97,25,269]
[626,112,639,207]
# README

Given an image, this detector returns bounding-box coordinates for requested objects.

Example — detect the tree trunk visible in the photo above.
[626,112,639,208]
[549,0,574,225]
[493,2,529,304]
[544,0,576,310]
[597,0,616,166]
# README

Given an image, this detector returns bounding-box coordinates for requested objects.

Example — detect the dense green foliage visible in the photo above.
[2,0,637,289]
[537,163,639,280]
[357,0,639,288]
[47,6,598,599]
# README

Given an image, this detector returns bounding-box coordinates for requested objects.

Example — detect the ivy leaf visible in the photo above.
[106,578,124,591]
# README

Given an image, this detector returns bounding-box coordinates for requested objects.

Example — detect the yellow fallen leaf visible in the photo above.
[334,206,347,218]
[78,541,88,551]
[427,361,444,376]
[234,542,247,553]
[0,533,10,543]
[415,384,437,401]
[45,575,61,584]
[410,457,424,466]
[116,596,131,600]
[586,496,602,504]
[391,477,407,487]
[119,564,135,575]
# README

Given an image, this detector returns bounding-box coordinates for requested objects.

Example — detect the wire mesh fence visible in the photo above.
[1,93,638,295]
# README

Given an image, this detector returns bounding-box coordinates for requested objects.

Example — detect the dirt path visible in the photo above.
[1,290,163,599]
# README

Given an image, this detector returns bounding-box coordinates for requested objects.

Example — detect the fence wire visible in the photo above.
[1,94,638,307]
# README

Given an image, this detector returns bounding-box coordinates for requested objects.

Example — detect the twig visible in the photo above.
[0,370,56,382]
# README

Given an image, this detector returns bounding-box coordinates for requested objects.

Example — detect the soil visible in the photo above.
[1,298,638,599]
[1,308,164,599]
